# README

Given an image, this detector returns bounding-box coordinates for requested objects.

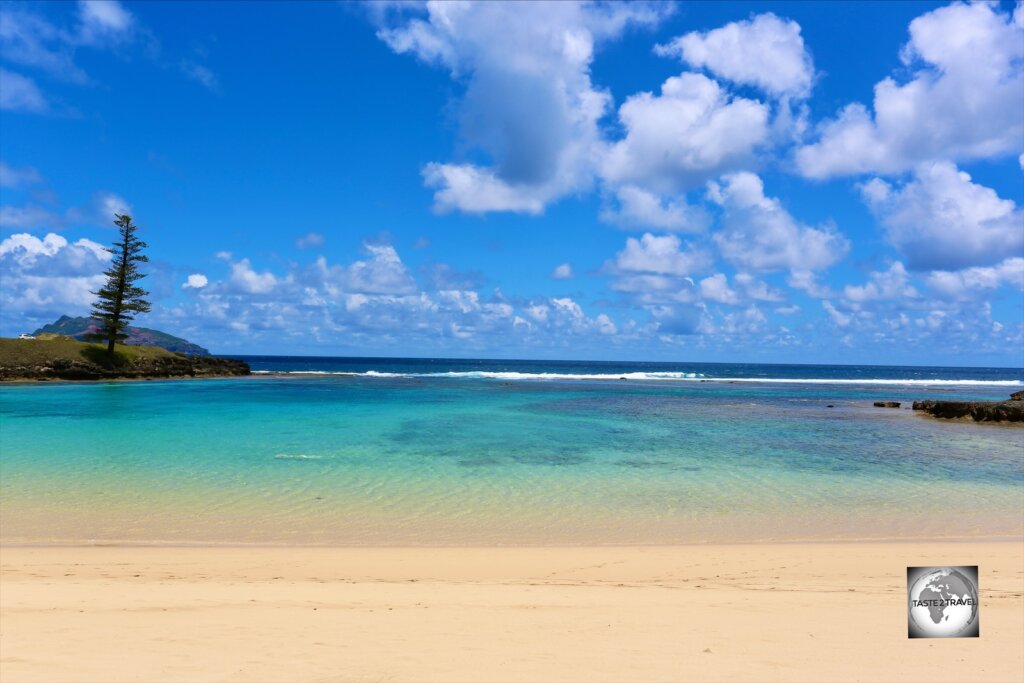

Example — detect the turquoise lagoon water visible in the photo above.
[1,359,1022,545]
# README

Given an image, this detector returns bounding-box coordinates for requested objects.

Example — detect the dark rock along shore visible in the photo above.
[910,391,1023,423]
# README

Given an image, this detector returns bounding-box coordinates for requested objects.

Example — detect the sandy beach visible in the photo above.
[1,541,1021,683]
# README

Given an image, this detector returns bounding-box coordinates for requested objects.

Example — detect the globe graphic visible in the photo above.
[909,568,979,637]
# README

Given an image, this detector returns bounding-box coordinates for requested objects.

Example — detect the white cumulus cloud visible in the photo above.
[734,272,784,302]
[656,12,814,98]
[925,258,1024,300]
[860,161,1024,271]
[229,258,278,294]
[841,262,917,305]
[709,172,848,272]
[612,233,710,277]
[78,0,134,40]
[602,73,769,195]
[183,273,208,289]
[699,273,740,305]
[796,2,1023,178]
[378,1,668,215]
[343,243,418,295]
[0,232,110,324]
[600,185,709,232]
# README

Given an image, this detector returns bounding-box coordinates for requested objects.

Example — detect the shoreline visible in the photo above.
[4,509,1020,548]
[3,531,1023,548]
[0,372,259,385]
[2,540,1021,683]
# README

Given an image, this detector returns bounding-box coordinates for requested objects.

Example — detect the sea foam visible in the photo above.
[252,370,1022,387]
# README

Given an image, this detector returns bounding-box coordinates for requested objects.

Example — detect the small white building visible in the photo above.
[18,333,36,340]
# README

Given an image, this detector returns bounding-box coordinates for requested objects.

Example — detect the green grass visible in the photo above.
[0,337,180,368]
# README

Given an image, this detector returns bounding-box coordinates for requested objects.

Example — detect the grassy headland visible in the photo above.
[0,337,249,381]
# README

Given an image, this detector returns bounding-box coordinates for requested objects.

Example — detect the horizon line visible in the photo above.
[218,351,1024,372]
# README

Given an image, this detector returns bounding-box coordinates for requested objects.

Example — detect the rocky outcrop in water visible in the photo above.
[873,401,901,408]
[912,393,1023,423]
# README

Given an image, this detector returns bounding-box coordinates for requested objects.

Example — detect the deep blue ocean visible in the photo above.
[235,355,1024,390]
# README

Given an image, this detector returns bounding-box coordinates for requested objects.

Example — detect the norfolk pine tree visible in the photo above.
[90,214,152,354]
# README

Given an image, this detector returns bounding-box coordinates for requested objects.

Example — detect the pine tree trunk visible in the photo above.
[106,238,129,355]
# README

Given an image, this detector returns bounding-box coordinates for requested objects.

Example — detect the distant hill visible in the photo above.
[33,315,210,356]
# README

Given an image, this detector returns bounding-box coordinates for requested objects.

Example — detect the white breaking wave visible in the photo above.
[251,369,1022,387]
[693,378,1023,387]
[273,453,327,460]
[253,370,357,376]
[366,370,706,380]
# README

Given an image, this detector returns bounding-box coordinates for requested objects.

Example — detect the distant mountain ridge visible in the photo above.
[33,316,210,356]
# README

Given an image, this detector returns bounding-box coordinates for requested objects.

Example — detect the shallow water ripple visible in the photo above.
[1,375,1021,544]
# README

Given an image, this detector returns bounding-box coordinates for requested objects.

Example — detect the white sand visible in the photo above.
[1,541,1021,683]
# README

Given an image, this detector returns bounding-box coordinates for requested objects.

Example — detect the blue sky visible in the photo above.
[1,0,1022,365]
